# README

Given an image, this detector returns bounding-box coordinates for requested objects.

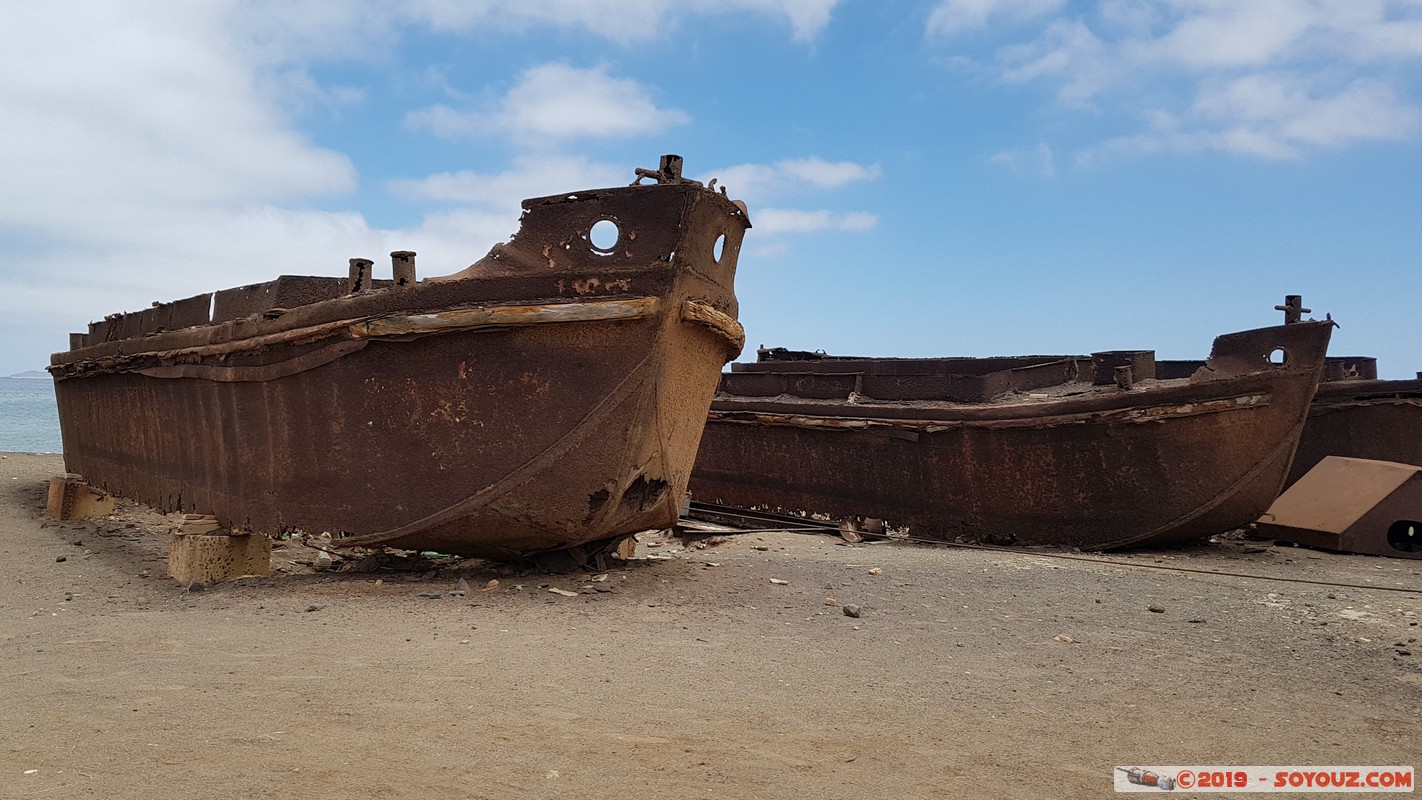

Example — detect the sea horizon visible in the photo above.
[0,376,62,453]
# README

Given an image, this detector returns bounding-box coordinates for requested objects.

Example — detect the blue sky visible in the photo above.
[2,0,1420,378]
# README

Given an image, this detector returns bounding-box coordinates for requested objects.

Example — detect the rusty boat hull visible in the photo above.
[689,321,1333,549]
[1289,371,1422,486]
[1160,357,1422,487]
[50,170,750,558]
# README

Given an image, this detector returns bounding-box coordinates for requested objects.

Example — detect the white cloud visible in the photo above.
[1146,0,1316,69]
[405,63,690,143]
[703,157,882,203]
[754,208,878,234]
[0,4,356,240]
[228,0,840,49]
[389,155,629,209]
[989,143,1057,177]
[935,0,1422,162]
[999,19,1111,106]
[1082,73,1422,160]
[927,0,1066,36]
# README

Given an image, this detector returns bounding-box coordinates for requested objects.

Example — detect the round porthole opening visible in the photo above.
[589,219,620,253]
[1267,347,1288,367]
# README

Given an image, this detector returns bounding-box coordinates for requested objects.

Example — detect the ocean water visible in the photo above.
[0,378,62,453]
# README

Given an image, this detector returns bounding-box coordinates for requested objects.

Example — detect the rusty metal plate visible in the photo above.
[1257,456,1422,559]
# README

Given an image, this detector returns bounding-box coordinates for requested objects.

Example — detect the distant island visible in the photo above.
[6,370,49,380]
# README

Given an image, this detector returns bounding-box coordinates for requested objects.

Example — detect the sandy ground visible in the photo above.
[1,451,1419,799]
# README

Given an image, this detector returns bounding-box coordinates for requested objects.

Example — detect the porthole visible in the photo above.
[589,219,620,253]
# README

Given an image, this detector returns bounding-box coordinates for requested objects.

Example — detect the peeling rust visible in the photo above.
[50,157,752,559]
[689,315,1333,550]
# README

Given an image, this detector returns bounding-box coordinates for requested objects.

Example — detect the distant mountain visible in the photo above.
[6,370,49,380]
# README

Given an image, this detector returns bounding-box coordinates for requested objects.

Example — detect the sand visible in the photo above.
[1,451,1419,799]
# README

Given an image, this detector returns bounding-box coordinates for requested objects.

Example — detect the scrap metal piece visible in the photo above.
[690,316,1333,550]
[1256,456,1422,559]
[49,157,751,559]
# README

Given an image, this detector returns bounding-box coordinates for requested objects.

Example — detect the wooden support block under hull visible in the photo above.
[168,532,272,585]
[47,474,115,521]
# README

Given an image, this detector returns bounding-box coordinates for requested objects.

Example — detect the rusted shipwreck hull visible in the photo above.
[1159,356,1422,487]
[689,320,1333,549]
[1290,362,1422,485]
[50,158,750,558]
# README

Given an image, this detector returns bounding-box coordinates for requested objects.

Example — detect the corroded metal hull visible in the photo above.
[51,168,750,558]
[1289,374,1422,486]
[689,321,1333,549]
[1160,357,1422,487]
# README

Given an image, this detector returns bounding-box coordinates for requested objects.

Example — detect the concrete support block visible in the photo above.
[168,531,272,585]
[47,474,115,520]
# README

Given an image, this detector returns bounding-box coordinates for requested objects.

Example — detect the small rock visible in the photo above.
[416,592,443,599]
[843,604,862,618]
[1053,634,1076,644]
[451,578,469,597]
[593,585,614,593]
[55,555,67,563]
[187,581,205,593]
[548,587,579,597]
[353,555,384,573]
[312,551,334,572]
[1398,650,1413,656]
[1148,605,1165,613]
[305,604,324,612]
[1188,618,1206,624]
[769,578,789,585]
[824,598,839,606]
[752,545,769,551]
[481,579,500,592]
[867,567,882,576]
